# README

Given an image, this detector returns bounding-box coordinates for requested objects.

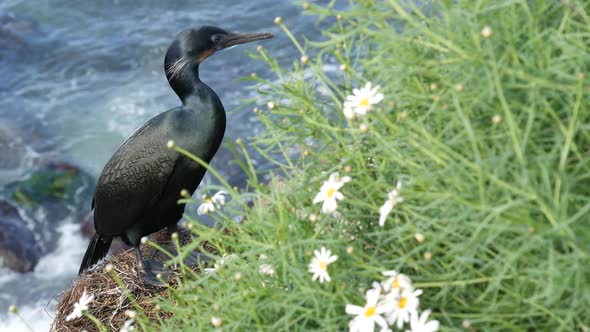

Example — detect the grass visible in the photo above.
[152,0,590,330]
[43,0,590,331]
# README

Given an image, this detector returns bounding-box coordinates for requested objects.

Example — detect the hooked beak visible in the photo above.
[218,32,274,50]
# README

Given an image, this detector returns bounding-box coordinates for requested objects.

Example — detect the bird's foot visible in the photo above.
[138,259,174,287]
[156,243,212,267]
[181,251,212,267]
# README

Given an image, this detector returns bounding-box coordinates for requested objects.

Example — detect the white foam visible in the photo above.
[107,96,149,136]
[0,301,54,332]
[0,223,88,331]
[35,222,87,278]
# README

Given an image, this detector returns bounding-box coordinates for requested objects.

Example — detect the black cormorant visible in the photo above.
[78,26,273,285]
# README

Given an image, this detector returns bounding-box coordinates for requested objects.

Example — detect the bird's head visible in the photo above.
[165,26,273,80]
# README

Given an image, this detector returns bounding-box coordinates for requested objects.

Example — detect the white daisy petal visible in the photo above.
[346,289,390,332]
[308,246,338,283]
[379,200,393,226]
[322,199,337,213]
[197,191,227,215]
[119,319,135,332]
[313,172,351,214]
[383,287,422,329]
[370,93,384,104]
[370,84,381,94]
[346,304,365,315]
[375,315,389,330]
[313,192,325,204]
[379,181,403,226]
[211,191,227,205]
[65,290,94,322]
[408,310,439,332]
[355,106,368,115]
[342,82,384,118]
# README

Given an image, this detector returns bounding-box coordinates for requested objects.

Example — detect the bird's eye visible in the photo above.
[211,34,221,44]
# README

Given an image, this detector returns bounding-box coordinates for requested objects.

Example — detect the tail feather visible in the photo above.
[79,233,112,275]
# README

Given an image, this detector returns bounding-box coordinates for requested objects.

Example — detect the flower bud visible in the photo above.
[211,316,222,327]
[481,26,492,38]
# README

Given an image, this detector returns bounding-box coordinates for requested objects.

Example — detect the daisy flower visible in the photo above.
[384,288,423,329]
[119,319,135,332]
[313,172,351,213]
[406,310,439,332]
[197,190,227,215]
[343,82,384,117]
[379,181,403,226]
[381,270,413,294]
[204,253,236,273]
[65,289,94,321]
[346,289,389,332]
[308,246,338,283]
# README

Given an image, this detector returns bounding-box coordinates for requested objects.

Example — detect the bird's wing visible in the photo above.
[91,123,154,211]
[92,113,177,235]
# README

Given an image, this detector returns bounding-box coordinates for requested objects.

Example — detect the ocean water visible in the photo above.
[0,0,320,330]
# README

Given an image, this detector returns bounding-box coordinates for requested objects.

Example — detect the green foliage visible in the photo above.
[153,1,589,330]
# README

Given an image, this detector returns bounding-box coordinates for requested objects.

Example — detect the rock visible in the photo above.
[6,161,94,212]
[9,162,91,207]
[4,161,95,253]
[0,200,41,273]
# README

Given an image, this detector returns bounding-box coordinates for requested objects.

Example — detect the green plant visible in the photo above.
[150,1,589,330]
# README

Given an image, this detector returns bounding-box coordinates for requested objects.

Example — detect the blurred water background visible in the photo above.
[0,0,322,330]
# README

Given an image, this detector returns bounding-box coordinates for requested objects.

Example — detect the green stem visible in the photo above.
[11,312,34,332]
[108,270,151,332]
[278,23,305,55]
[414,275,512,288]
[83,312,107,332]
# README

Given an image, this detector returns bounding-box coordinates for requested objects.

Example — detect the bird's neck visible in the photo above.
[168,64,207,105]
[165,62,227,168]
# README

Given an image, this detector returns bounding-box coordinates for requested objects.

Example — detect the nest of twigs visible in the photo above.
[51,227,213,332]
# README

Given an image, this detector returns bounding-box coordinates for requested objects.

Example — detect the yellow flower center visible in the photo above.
[359,98,370,107]
[205,198,212,204]
[399,297,407,309]
[364,306,376,317]
[392,277,399,289]
[319,261,327,271]
[327,187,336,198]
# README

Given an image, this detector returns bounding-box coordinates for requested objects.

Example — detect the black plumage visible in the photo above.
[79,26,272,284]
